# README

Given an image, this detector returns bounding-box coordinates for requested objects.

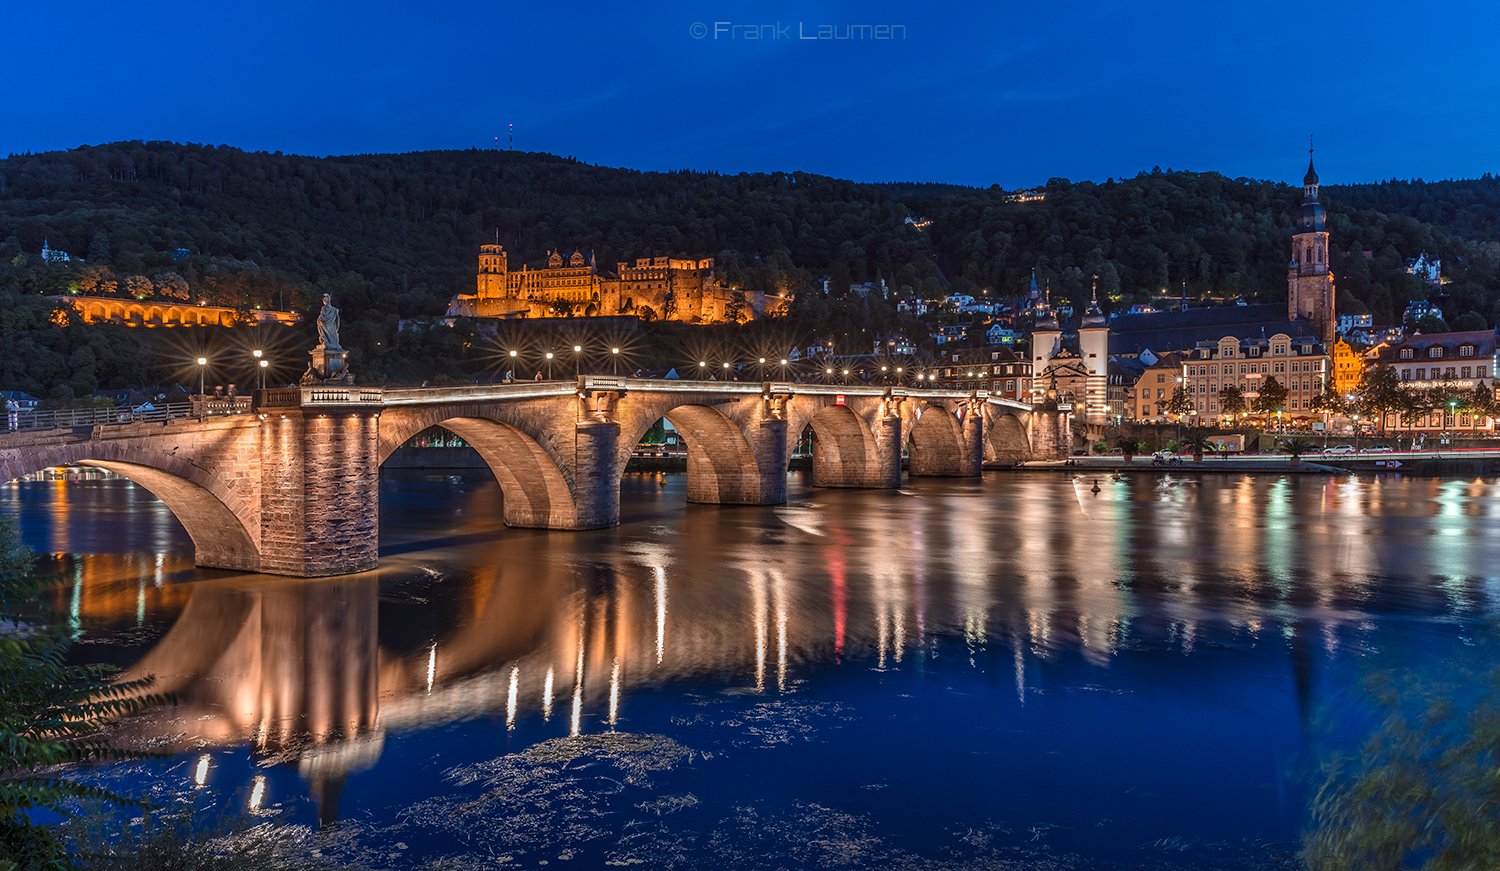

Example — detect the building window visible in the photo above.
[1157,373,1165,383]
[1239,364,1247,374]
[1460,345,1475,357]
[1400,348,1414,359]
[1446,367,1456,378]
[1461,414,1472,427]
[1430,347,1443,358]
[1480,366,1489,378]
[1157,389,1165,399]
[1416,368,1426,380]
[1462,367,1472,378]
[1401,369,1411,380]
[1005,381,1016,392]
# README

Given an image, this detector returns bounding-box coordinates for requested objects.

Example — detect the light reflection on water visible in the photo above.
[10,470,1500,868]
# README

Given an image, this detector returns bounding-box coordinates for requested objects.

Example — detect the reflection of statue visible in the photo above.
[317,293,341,350]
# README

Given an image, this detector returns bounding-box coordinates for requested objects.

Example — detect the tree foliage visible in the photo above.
[1252,375,1288,414]
[0,517,165,871]
[1305,643,1500,870]
[2,143,1500,393]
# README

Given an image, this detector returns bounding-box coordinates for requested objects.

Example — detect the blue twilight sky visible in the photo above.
[5,0,1498,189]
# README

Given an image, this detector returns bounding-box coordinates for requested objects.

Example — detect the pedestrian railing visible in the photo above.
[2,402,200,434]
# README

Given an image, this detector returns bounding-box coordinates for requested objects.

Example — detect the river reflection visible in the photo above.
[10,470,1500,868]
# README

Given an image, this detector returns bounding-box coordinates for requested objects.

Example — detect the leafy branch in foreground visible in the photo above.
[1304,651,1500,870]
[0,516,168,871]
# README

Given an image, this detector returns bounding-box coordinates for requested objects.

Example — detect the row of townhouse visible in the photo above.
[1128,332,1331,422]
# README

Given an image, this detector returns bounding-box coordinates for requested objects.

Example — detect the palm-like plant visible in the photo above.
[1180,429,1216,463]
[1281,437,1315,465]
[1118,437,1145,462]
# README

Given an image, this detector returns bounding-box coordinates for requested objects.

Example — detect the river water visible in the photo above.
[8,469,1500,869]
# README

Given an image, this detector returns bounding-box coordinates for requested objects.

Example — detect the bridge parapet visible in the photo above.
[256,387,385,409]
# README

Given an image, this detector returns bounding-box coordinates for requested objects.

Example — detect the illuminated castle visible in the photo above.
[449,243,763,323]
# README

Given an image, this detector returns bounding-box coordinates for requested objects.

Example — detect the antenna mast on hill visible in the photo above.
[510,123,514,151]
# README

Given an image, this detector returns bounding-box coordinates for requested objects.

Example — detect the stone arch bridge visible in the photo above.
[0,379,1066,577]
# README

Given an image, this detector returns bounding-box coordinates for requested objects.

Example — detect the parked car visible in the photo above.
[1152,449,1174,459]
[1365,445,1394,452]
[1325,444,1358,454]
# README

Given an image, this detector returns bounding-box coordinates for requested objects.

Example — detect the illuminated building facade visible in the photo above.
[1378,330,1498,433]
[452,244,764,324]
[1331,337,1364,396]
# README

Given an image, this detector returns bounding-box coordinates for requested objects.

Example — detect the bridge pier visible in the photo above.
[259,400,382,577]
[573,420,621,529]
[745,414,789,504]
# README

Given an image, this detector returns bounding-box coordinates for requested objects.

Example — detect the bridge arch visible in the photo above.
[986,412,1032,464]
[616,395,781,506]
[378,409,578,529]
[796,404,885,488]
[908,403,969,476]
[0,443,260,571]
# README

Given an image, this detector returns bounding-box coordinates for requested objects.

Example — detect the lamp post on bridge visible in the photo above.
[252,349,264,390]
[509,349,518,381]
[611,347,620,376]
[196,357,207,418]
[574,345,582,377]
[545,351,554,380]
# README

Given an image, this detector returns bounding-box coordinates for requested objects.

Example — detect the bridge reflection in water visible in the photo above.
[33,470,1500,834]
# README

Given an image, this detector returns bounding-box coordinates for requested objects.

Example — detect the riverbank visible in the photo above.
[999,453,1500,477]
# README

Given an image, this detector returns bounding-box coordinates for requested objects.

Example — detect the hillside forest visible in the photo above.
[1,142,1497,402]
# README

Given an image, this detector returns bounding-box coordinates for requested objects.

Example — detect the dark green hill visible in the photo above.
[0,142,1495,399]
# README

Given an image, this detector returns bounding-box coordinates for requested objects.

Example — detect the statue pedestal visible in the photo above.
[302,346,353,385]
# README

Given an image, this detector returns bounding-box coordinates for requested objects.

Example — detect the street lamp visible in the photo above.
[699,361,708,379]
[574,345,582,377]
[508,349,518,381]
[545,351,554,380]
[758,357,766,381]
[196,357,207,416]
[258,359,268,390]
[611,347,620,376]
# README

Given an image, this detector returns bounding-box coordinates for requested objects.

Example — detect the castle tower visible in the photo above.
[1287,150,1335,345]
[477,242,508,299]
[1078,280,1110,424]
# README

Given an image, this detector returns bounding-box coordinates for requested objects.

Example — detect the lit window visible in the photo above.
[1429,347,1443,358]
[1460,345,1475,357]
[1400,348,1414,359]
